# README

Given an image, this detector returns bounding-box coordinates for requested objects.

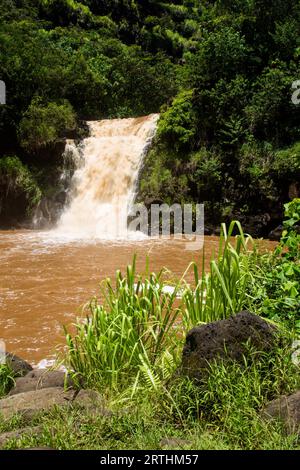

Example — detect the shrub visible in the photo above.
[168,342,300,448]
[157,89,197,151]
[0,156,42,212]
[65,256,181,391]
[0,364,14,397]
[18,97,76,150]
[182,221,252,327]
[244,200,300,328]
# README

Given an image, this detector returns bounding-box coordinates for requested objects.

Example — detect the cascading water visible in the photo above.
[32,139,83,229]
[55,114,159,239]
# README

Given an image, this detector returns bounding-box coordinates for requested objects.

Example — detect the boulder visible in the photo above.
[8,369,73,396]
[0,387,75,421]
[5,353,33,377]
[73,389,112,417]
[181,311,277,380]
[233,213,271,238]
[268,225,283,241]
[0,426,43,448]
[262,390,300,434]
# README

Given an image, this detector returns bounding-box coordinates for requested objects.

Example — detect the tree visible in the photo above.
[18,97,76,150]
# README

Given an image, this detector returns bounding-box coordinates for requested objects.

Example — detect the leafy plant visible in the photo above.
[167,341,300,448]
[182,220,252,327]
[157,89,197,151]
[278,198,300,260]
[65,256,181,391]
[244,200,300,328]
[0,364,14,397]
[18,97,76,150]
[0,156,42,213]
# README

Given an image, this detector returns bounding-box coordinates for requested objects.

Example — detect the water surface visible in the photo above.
[0,231,276,364]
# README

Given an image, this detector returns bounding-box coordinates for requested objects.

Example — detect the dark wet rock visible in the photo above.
[294,225,300,235]
[0,387,75,421]
[181,311,277,380]
[213,227,221,236]
[268,225,283,241]
[5,353,33,377]
[232,213,271,238]
[204,226,213,235]
[33,198,61,229]
[288,182,300,200]
[73,389,113,417]
[54,190,67,205]
[262,390,300,434]
[8,369,73,396]
[160,437,192,449]
[0,426,43,448]
[143,197,164,208]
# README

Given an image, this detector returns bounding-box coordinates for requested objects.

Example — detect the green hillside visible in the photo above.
[0,0,299,233]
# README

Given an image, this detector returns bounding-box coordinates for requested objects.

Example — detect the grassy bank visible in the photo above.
[1,343,300,450]
[0,200,299,450]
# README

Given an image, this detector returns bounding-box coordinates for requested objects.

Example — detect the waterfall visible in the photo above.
[55,114,159,239]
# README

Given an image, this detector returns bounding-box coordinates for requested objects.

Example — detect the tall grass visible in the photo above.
[65,221,254,392]
[182,221,253,327]
[65,255,181,391]
[166,340,300,449]
[0,364,14,397]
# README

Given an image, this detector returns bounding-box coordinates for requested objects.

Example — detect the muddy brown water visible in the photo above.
[0,230,277,365]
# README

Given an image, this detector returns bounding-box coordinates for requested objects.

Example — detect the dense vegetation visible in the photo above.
[1,201,300,450]
[63,200,300,392]
[0,0,299,230]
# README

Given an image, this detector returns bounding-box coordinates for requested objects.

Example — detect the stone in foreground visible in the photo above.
[181,311,277,380]
[73,389,112,417]
[5,353,33,377]
[9,369,73,396]
[0,387,75,420]
[263,390,300,433]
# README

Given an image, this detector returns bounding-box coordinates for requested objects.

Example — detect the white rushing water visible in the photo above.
[54,114,159,240]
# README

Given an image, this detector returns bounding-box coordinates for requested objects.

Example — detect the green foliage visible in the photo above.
[0,364,15,397]
[1,0,299,229]
[195,26,249,81]
[244,200,300,328]
[6,329,300,450]
[245,62,298,144]
[157,90,196,150]
[40,0,93,27]
[280,198,300,260]
[65,256,181,391]
[18,98,76,150]
[188,149,223,200]
[168,343,300,448]
[64,214,300,398]
[0,156,42,212]
[64,222,254,392]
[274,142,300,175]
[138,2,300,227]
[182,221,251,327]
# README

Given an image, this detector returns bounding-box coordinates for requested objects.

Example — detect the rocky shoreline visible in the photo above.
[1,311,300,449]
